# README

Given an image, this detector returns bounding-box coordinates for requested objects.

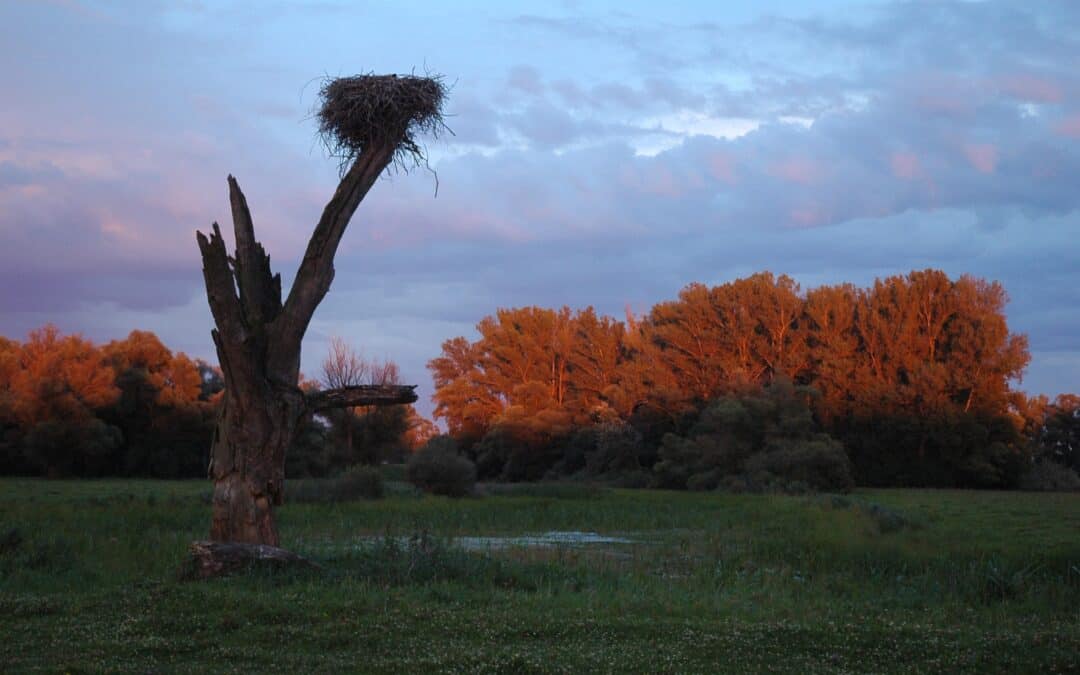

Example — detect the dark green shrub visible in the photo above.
[334,465,385,500]
[1019,460,1080,492]
[286,466,385,503]
[838,411,1027,488]
[23,418,122,477]
[546,427,594,477]
[610,470,653,489]
[379,463,407,482]
[686,468,721,492]
[743,438,854,492]
[285,416,337,478]
[585,421,646,475]
[473,420,567,482]
[407,437,477,497]
[1032,396,1079,472]
[653,380,853,492]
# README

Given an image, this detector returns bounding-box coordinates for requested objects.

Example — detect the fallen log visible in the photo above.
[183,540,321,580]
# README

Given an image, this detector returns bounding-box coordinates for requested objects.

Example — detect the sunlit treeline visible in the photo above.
[0,327,433,478]
[429,269,1072,487]
[0,327,220,477]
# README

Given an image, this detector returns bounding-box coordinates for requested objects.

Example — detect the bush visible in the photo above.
[473,419,567,482]
[839,412,1028,489]
[743,438,854,493]
[1019,460,1080,492]
[585,421,646,475]
[407,437,477,497]
[286,466,385,503]
[334,465,385,500]
[610,470,653,489]
[653,380,853,493]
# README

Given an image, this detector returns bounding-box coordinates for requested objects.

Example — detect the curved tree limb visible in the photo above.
[272,143,396,375]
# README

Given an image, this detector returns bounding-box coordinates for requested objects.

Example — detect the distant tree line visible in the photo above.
[428,269,1078,490]
[0,327,433,478]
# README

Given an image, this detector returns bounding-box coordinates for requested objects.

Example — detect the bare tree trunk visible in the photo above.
[196,148,415,546]
[208,387,305,545]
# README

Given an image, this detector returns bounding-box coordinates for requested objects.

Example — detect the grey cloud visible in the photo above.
[507,101,601,147]
[0,160,62,187]
[0,267,197,314]
[509,13,688,70]
[506,65,544,95]
[443,94,503,147]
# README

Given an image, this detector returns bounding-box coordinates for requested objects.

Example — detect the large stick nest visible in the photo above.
[317,73,447,172]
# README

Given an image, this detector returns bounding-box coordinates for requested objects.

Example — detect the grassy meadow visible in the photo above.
[1,475,1077,673]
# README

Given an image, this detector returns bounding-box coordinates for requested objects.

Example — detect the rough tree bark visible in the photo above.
[196,141,415,547]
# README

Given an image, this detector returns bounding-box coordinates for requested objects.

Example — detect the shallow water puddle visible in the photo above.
[456,531,640,550]
[314,530,647,553]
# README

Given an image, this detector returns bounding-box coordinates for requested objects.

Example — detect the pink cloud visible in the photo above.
[642,165,680,197]
[1055,114,1080,138]
[617,162,684,198]
[906,72,981,118]
[790,204,828,227]
[890,151,921,180]
[0,184,47,200]
[707,152,736,184]
[769,157,825,185]
[917,93,969,115]
[999,74,1063,103]
[100,218,137,241]
[962,143,999,174]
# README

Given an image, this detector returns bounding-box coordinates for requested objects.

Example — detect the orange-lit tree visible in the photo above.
[194,75,443,550]
[6,326,121,477]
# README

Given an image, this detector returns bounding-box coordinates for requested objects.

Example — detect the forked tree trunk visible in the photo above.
[197,142,416,547]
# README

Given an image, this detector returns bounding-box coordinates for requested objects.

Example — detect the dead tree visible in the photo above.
[195,74,445,546]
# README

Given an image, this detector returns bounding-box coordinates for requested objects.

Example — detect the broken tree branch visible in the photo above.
[196,222,245,344]
[229,175,282,327]
[305,384,418,412]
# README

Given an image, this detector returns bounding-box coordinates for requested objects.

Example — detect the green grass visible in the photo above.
[1,478,1077,673]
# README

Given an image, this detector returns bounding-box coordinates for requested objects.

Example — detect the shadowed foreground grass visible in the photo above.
[1,478,1077,673]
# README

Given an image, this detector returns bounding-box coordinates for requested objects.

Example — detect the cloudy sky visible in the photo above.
[2,0,1078,416]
